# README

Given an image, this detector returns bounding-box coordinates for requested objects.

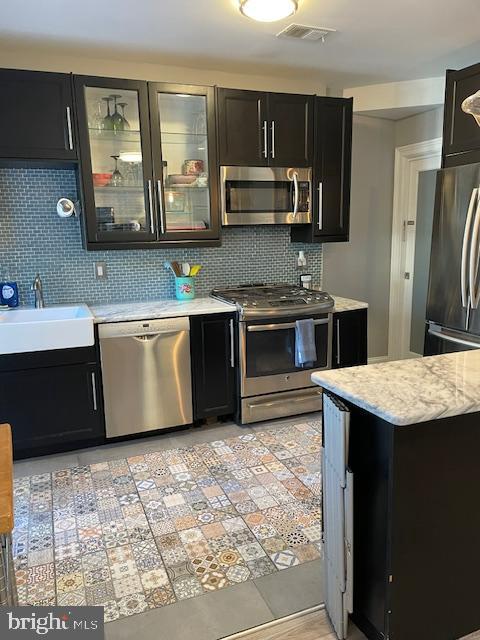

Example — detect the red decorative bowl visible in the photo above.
[93,173,112,187]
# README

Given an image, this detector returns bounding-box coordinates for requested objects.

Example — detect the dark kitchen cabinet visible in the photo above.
[0,346,104,459]
[443,62,480,168]
[216,88,313,167]
[267,92,314,167]
[0,69,76,162]
[332,308,367,369]
[190,313,237,420]
[345,403,480,640]
[149,82,220,243]
[291,97,352,243]
[75,75,220,250]
[216,89,268,166]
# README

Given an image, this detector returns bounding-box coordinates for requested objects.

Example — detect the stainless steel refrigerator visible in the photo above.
[425,162,480,355]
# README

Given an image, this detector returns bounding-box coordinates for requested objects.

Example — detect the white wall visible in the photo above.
[322,115,395,358]
[395,106,444,147]
[0,48,326,95]
[322,107,444,359]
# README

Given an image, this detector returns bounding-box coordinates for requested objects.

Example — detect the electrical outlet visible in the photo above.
[94,261,107,280]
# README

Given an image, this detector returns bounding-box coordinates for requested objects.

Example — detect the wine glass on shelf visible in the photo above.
[117,102,130,130]
[110,155,124,187]
[102,97,114,130]
[88,100,105,131]
[109,95,124,132]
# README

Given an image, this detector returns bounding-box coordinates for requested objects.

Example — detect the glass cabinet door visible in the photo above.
[75,78,156,244]
[150,84,219,241]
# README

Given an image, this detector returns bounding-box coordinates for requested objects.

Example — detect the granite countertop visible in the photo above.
[331,295,368,313]
[90,297,236,323]
[312,351,480,426]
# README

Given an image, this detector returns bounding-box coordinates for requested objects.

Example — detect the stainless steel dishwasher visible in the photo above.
[98,316,192,438]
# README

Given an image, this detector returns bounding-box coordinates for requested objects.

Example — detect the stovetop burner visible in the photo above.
[211,283,334,318]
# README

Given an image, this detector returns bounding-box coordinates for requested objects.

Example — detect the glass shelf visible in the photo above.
[88,128,142,141]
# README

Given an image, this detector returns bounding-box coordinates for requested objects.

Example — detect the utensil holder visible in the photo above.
[175,276,195,300]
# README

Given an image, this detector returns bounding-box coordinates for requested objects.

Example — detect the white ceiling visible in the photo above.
[0,0,479,87]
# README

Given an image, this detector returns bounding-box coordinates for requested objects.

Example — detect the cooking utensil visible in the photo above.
[190,265,202,277]
[171,261,183,277]
[164,261,176,275]
[182,262,191,276]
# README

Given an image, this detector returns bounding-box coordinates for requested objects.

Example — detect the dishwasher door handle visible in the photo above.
[130,330,183,342]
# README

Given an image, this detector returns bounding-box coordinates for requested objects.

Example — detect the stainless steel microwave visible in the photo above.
[220,166,312,226]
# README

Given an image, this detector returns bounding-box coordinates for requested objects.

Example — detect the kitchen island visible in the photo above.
[312,351,480,640]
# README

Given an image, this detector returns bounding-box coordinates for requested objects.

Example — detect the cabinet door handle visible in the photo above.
[66,106,74,150]
[262,120,268,159]
[318,182,323,230]
[336,318,341,365]
[229,318,235,368]
[91,371,98,412]
[271,120,275,159]
[157,179,166,235]
[147,180,155,234]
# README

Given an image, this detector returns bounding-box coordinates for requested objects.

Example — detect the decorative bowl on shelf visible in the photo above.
[93,173,113,187]
[168,174,197,185]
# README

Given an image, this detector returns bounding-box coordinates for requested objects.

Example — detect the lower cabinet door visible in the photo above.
[0,363,103,457]
[332,309,368,369]
[190,313,237,420]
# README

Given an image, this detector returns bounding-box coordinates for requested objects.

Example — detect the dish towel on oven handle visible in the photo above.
[295,318,317,368]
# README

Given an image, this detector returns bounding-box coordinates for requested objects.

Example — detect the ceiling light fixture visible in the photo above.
[462,91,480,127]
[239,0,298,23]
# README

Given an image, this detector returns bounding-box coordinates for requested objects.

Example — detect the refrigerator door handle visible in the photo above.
[469,188,480,309]
[461,188,478,307]
[428,324,480,350]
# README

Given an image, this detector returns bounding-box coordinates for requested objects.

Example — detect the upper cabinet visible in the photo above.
[149,83,219,242]
[74,76,220,249]
[443,63,480,168]
[216,88,313,167]
[291,96,352,243]
[0,69,77,162]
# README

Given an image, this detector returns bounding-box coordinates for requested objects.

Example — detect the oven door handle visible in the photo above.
[247,318,330,332]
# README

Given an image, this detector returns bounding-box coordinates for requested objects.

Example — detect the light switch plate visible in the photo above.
[94,261,107,280]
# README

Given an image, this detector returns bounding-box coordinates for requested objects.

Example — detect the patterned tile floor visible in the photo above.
[12,420,322,622]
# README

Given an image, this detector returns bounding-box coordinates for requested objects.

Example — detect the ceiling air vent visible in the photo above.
[276,23,336,42]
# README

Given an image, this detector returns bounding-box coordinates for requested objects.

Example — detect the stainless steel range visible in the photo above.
[211,284,334,424]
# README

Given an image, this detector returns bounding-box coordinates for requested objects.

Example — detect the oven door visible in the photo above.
[221,166,312,225]
[240,314,332,397]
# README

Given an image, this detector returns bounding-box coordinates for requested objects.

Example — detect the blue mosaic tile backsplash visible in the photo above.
[0,168,322,306]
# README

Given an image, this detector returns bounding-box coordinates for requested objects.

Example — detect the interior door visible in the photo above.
[217,88,268,166]
[427,163,480,333]
[267,93,314,167]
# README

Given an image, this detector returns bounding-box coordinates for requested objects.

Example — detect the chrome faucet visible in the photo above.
[31,274,45,308]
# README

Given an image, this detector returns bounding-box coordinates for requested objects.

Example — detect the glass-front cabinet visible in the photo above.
[149,83,219,242]
[74,76,219,249]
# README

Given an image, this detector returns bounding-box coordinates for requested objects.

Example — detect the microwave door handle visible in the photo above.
[461,187,478,307]
[292,171,299,218]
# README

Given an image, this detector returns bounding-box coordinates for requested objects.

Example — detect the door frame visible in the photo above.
[388,138,442,360]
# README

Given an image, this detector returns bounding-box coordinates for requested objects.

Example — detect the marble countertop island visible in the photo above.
[312,351,480,426]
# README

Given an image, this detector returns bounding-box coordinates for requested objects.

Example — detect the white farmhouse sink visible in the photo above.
[0,305,94,355]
